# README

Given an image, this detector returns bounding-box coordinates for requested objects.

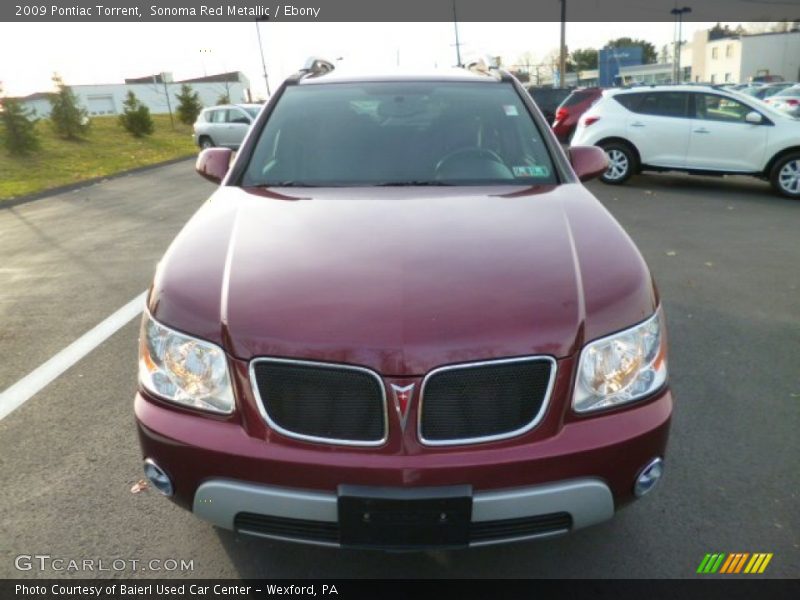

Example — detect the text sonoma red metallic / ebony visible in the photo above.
[135,58,673,549]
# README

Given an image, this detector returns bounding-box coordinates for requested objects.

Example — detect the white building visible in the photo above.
[564,69,600,87]
[617,62,676,85]
[683,29,800,84]
[15,71,251,118]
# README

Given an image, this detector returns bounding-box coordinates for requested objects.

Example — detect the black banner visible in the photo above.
[2,0,800,22]
[3,579,800,600]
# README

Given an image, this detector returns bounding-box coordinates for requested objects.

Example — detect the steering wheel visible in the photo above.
[435,146,507,174]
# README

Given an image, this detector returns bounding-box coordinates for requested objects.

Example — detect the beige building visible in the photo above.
[682,29,800,84]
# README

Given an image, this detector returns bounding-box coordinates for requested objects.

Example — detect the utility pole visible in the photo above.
[452,0,463,67]
[559,0,567,88]
[155,74,174,130]
[255,17,271,96]
[671,6,692,82]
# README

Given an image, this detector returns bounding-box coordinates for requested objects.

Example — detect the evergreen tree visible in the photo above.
[118,91,154,137]
[175,84,203,125]
[570,48,599,71]
[216,92,231,105]
[0,83,40,155]
[49,73,89,139]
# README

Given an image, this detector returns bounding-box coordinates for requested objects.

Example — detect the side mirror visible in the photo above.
[745,111,763,124]
[195,147,233,184]
[568,145,609,182]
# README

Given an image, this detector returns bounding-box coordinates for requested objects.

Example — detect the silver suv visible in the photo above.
[193,104,262,150]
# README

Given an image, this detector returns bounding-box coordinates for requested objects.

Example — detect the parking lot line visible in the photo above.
[0,291,147,421]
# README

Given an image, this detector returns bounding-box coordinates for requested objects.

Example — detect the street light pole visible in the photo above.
[452,0,462,67]
[255,17,271,96]
[559,0,567,88]
[671,6,692,83]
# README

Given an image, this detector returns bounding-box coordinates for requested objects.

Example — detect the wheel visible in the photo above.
[599,142,637,185]
[199,136,214,150]
[770,153,800,198]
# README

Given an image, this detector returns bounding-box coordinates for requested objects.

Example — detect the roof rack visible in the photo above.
[464,54,501,75]
[301,57,335,77]
[287,56,335,83]
[463,55,513,82]
[615,82,726,90]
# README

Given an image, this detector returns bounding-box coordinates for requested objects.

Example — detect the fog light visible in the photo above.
[634,457,664,498]
[144,458,174,497]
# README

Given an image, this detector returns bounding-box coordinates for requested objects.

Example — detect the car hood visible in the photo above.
[149,184,657,375]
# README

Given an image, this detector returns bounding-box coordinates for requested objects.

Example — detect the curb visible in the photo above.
[0,154,197,209]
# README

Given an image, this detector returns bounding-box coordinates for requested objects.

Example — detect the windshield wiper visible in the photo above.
[257,181,322,187]
[375,181,454,186]
[255,181,456,188]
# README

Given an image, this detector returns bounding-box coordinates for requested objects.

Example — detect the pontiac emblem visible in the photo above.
[390,384,415,429]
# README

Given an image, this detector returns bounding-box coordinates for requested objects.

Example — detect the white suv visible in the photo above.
[571,85,800,198]
[193,104,262,150]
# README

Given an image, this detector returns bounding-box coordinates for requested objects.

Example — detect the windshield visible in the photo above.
[774,86,800,97]
[241,81,557,187]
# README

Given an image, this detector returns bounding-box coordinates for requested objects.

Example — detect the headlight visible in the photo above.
[573,308,667,413]
[138,312,234,414]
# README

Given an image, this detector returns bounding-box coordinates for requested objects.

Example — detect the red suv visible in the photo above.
[552,87,604,143]
[136,59,672,550]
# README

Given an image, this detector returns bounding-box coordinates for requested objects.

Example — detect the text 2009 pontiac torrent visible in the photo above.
[135,58,672,550]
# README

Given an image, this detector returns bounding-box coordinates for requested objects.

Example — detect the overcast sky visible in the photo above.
[1,21,731,98]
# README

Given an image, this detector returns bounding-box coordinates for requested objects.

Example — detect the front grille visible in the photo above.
[470,512,572,543]
[251,359,386,445]
[234,511,571,546]
[235,513,340,544]
[419,357,555,445]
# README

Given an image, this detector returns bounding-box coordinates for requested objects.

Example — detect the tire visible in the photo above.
[769,152,800,198]
[599,142,637,185]
[199,136,214,150]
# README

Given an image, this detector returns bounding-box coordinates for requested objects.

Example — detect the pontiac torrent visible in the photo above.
[135,59,672,549]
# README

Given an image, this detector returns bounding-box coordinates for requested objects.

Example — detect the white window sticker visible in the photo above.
[503,105,519,116]
[512,165,550,178]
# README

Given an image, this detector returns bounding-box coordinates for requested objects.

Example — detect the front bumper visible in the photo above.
[192,478,614,548]
[135,384,672,547]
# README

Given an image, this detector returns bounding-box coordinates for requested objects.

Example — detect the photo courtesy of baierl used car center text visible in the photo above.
[0,0,798,598]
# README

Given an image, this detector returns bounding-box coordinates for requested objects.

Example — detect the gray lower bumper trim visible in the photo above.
[194,480,338,529]
[472,479,613,530]
[193,478,614,543]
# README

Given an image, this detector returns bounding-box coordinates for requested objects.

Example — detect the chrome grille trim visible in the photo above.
[417,355,557,447]
[249,357,388,447]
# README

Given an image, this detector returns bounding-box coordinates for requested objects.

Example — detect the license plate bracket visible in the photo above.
[338,485,472,549]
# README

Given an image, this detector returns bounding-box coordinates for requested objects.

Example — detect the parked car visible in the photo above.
[524,85,572,124]
[738,82,796,101]
[764,84,800,117]
[137,58,673,550]
[571,84,800,198]
[192,103,262,150]
[552,87,603,143]
[751,74,784,84]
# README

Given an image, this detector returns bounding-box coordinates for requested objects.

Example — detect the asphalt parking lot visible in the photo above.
[0,162,797,578]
